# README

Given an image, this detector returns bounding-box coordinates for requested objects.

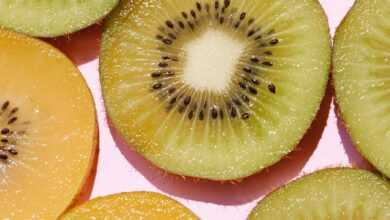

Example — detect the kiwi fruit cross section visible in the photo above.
[333,0,390,178]
[101,0,331,180]
[0,0,119,37]
[249,168,390,219]
[0,29,97,219]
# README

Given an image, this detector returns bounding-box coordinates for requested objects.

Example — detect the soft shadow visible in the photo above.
[110,84,332,205]
[45,24,102,66]
[334,102,374,170]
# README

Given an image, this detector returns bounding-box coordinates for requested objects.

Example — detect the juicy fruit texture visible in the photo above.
[61,192,199,220]
[0,29,97,219]
[101,0,331,180]
[333,0,390,177]
[0,0,119,37]
[248,168,390,220]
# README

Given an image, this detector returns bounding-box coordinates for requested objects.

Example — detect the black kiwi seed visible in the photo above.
[219,109,224,119]
[205,3,210,13]
[248,87,258,95]
[2,101,9,111]
[255,35,262,41]
[162,38,173,45]
[219,17,224,24]
[234,21,241,29]
[268,84,277,94]
[199,110,205,120]
[8,117,17,124]
[270,38,279,45]
[264,51,273,56]
[233,98,242,106]
[247,30,255,37]
[165,20,174,29]
[188,110,194,120]
[242,95,250,103]
[156,35,164,40]
[170,97,177,105]
[151,72,162,78]
[248,18,255,25]
[182,12,188,19]
[239,82,247,89]
[242,113,250,120]
[178,21,185,29]
[240,12,246,20]
[250,56,259,63]
[215,1,219,10]
[168,87,176,94]
[196,2,202,11]
[188,22,195,30]
[152,83,163,90]
[0,154,8,160]
[243,67,252,74]
[8,149,17,155]
[1,138,8,143]
[251,79,260,85]
[159,62,168,68]
[211,107,218,119]
[262,61,273,67]
[184,96,191,105]
[1,128,10,135]
[230,107,237,118]
[190,10,197,18]
[224,0,231,8]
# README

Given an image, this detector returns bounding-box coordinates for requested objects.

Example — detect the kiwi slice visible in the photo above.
[248,168,390,219]
[333,0,390,177]
[101,0,331,180]
[60,192,199,219]
[0,0,119,37]
[0,29,97,219]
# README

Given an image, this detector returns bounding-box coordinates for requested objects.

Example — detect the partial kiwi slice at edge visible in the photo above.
[248,168,390,219]
[101,0,331,180]
[0,0,119,37]
[60,191,199,220]
[333,0,390,177]
[0,29,98,219]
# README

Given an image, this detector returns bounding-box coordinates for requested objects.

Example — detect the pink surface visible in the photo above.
[49,1,372,219]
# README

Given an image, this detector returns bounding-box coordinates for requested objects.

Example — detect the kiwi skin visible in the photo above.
[100,0,332,181]
[332,0,389,178]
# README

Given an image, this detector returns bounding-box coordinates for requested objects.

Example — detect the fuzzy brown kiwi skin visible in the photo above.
[100,0,332,181]
[246,167,387,219]
[331,1,389,179]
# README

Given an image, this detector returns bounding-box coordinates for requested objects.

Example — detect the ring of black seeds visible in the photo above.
[0,100,27,162]
[150,0,279,121]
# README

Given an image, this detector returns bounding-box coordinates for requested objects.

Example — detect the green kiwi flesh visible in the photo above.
[101,0,331,180]
[333,0,390,177]
[249,168,390,219]
[0,0,119,37]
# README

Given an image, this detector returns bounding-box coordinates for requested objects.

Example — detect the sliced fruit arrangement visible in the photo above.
[61,191,199,220]
[248,168,390,219]
[101,0,331,180]
[0,29,97,219]
[333,0,390,177]
[0,0,119,37]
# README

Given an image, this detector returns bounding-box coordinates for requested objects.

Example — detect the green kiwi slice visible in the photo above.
[0,0,119,37]
[101,0,331,180]
[248,168,390,219]
[333,0,390,177]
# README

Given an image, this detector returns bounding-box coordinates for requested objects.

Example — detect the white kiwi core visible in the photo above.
[182,29,245,93]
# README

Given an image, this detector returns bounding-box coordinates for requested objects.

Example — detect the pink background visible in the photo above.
[49,1,372,219]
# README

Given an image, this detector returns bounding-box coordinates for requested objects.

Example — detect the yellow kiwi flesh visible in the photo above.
[0,29,97,219]
[61,192,199,220]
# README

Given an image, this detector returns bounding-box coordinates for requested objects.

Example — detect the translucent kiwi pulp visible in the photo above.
[0,0,119,37]
[101,0,331,180]
[248,168,390,219]
[333,0,390,177]
[0,29,97,219]
[61,192,199,220]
